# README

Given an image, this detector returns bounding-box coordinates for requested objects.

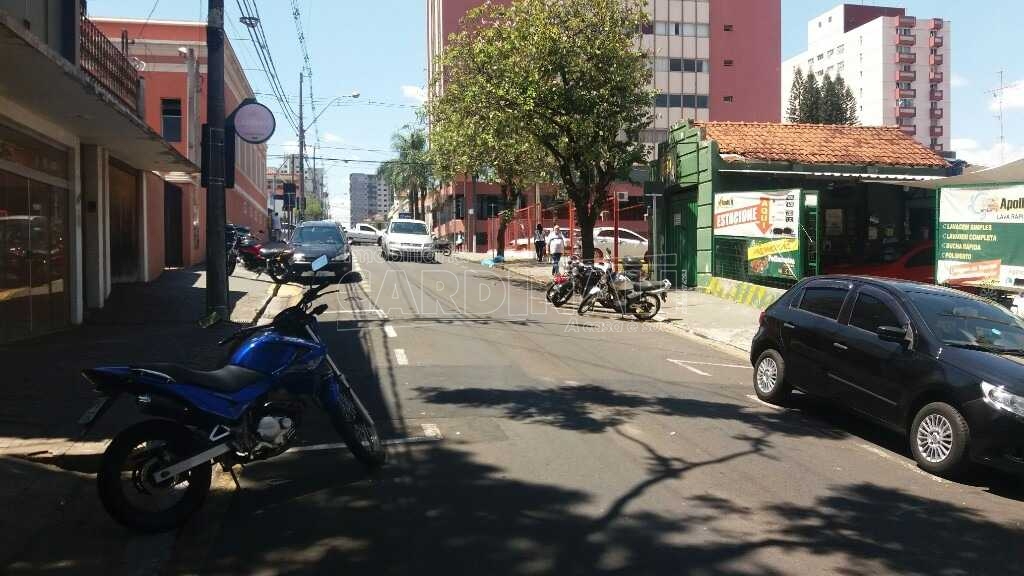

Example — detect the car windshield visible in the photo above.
[908,291,1024,352]
[391,222,428,235]
[293,225,343,244]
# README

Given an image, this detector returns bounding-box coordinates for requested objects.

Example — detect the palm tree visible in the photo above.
[380,126,432,221]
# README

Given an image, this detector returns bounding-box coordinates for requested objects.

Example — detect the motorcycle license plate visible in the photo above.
[78,396,109,426]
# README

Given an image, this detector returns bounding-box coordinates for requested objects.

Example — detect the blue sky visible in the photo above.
[89,1,1023,223]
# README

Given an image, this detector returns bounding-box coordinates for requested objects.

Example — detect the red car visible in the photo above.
[827,241,935,284]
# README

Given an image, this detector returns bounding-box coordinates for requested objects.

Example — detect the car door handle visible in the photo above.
[783,322,796,329]
[833,342,848,351]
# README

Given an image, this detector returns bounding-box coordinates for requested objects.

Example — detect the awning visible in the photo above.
[717,169,945,182]
[0,13,196,173]
[879,158,1024,189]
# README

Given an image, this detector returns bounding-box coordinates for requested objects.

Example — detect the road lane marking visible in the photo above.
[667,359,711,376]
[395,349,409,365]
[384,324,397,338]
[321,309,387,316]
[746,394,784,410]
[668,358,749,369]
[856,443,945,483]
[421,423,442,438]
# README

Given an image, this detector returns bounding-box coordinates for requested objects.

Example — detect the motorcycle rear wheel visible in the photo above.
[97,420,212,533]
[330,388,387,468]
[632,294,661,321]
[547,283,572,307]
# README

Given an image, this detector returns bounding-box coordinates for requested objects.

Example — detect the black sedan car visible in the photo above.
[751,275,1024,478]
[287,220,352,278]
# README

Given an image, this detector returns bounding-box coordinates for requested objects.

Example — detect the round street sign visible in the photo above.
[232,101,275,144]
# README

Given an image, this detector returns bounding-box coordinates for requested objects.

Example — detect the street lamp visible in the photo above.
[308,91,361,126]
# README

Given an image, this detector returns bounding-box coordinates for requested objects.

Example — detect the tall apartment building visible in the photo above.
[429,0,781,147]
[373,179,391,218]
[349,173,373,225]
[782,4,951,155]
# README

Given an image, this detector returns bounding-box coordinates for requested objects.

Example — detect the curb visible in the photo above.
[256,283,304,325]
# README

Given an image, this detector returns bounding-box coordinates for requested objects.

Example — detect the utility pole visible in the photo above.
[205,0,228,319]
[987,70,1007,165]
[298,72,305,224]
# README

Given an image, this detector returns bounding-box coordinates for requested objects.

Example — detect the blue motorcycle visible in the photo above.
[79,256,386,532]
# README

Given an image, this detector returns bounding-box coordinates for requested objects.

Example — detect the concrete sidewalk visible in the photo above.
[0,266,293,575]
[454,252,760,354]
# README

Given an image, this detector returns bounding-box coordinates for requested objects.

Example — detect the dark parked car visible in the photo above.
[287,220,352,278]
[751,275,1024,478]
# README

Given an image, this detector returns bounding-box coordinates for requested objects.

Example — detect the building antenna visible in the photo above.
[986,70,1006,165]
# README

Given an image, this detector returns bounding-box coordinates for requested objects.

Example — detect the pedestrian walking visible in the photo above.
[533,224,546,262]
[271,211,282,242]
[547,225,565,276]
[455,231,465,252]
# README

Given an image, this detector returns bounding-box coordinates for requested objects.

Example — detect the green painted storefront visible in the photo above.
[648,122,951,291]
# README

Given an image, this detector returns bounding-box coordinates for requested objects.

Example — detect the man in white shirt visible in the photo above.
[546,225,565,275]
[271,211,282,241]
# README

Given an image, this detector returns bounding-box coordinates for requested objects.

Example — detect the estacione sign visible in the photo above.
[715,198,771,234]
[713,190,800,239]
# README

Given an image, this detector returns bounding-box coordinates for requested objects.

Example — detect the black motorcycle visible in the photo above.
[546,256,602,307]
[236,233,292,283]
[577,263,671,321]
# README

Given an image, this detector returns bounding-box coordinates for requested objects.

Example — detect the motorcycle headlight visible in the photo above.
[292,253,305,263]
[980,381,1024,419]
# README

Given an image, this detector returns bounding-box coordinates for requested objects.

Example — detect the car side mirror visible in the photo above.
[877,325,908,344]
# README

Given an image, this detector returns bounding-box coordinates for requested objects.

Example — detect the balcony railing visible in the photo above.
[895,53,917,64]
[928,18,943,30]
[897,34,916,46]
[930,53,944,66]
[896,88,917,99]
[898,16,917,28]
[929,70,943,83]
[930,108,944,119]
[929,35,944,48]
[930,126,944,137]
[900,125,917,136]
[896,70,917,82]
[930,90,944,101]
[897,107,917,117]
[79,15,140,111]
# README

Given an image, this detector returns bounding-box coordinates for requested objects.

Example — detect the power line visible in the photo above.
[137,0,162,38]
[252,91,420,109]
[235,0,300,134]
[267,154,433,166]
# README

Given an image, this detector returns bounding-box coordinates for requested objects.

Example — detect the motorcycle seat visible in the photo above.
[634,280,664,291]
[135,363,265,393]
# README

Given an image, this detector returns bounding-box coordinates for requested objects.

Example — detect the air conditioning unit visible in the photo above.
[617,191,629,202]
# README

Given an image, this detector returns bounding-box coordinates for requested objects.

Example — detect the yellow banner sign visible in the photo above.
[747,238,798,261]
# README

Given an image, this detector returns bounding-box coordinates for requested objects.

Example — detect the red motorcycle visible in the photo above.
[236,232,292,283]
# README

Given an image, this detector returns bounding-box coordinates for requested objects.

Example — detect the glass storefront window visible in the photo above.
[0,167,69,342]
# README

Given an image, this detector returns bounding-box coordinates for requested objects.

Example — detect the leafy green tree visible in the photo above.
[438,0,653,261]
[428,10,553,257]
[787,68,805,123]
[303,195,325,221]
[799,71,821,123]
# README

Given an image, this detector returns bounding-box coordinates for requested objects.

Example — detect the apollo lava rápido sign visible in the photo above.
[231,100,275,144]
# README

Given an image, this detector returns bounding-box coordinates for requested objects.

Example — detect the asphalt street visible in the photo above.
[188,246,1024,575]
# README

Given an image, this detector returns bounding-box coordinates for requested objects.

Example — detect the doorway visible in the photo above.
[164,182,183,267]
[666,190,697,288]
[108,160,139,283]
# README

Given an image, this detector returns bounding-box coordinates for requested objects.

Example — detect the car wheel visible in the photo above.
[910,402,970,478]
[753,349,791,404]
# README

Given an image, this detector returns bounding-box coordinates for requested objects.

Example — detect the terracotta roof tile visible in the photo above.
[696,122,948,168]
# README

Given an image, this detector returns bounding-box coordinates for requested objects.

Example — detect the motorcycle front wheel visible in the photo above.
[97,420,212,533]
[632,294,661,321]
[329,388,387,468]
[227,256,237,277]
[577,293,598,315]
[267,260,289,283]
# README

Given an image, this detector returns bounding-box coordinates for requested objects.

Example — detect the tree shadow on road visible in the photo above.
[415,383,846,440]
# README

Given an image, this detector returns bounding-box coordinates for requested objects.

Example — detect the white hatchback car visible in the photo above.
[381,219,434,261]
[592,227,648,260]
[349,223,381,245]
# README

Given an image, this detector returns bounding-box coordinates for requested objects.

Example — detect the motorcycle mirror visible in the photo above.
[311,254,329,272]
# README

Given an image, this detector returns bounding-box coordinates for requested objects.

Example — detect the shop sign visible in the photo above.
[747,237,801,279]
[937,185,1024,287]
[714,189,800,239]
